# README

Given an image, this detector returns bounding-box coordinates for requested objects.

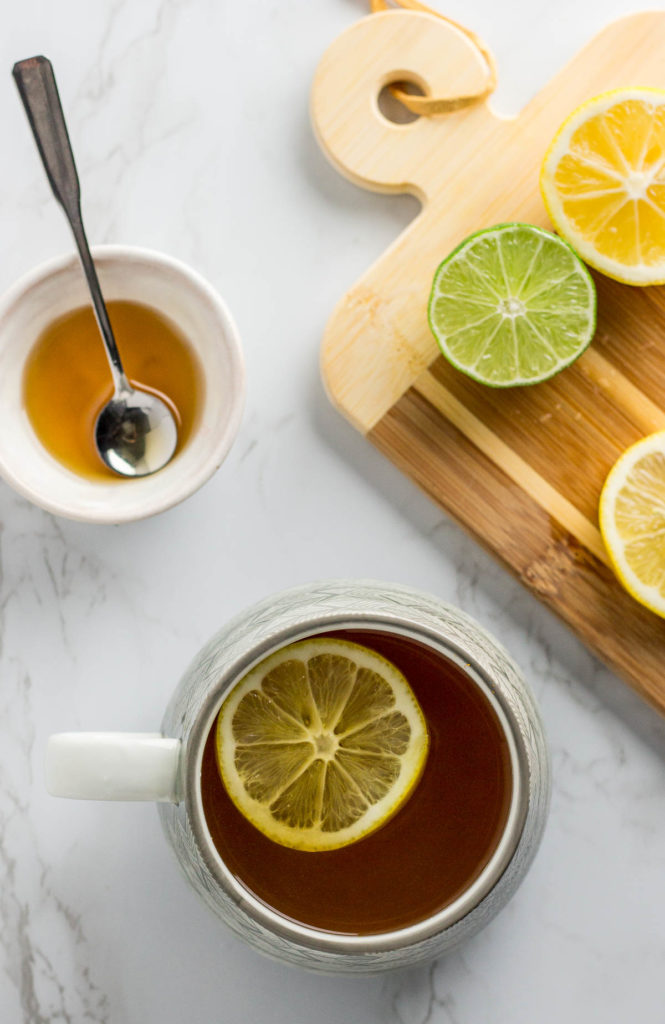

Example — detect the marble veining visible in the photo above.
[1,0,665,1020]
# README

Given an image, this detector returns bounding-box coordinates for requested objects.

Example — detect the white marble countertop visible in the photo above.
[1,1,664,1020]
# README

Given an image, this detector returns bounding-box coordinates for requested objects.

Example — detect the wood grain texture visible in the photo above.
[312,9,665,713]
[370,389,665,714]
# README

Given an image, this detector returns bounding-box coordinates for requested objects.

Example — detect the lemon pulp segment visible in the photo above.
[215,638,429,851]
[541,90,665,284]
[600,431,665,617]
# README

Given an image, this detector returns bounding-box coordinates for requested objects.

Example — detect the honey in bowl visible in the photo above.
[23,300,204,479]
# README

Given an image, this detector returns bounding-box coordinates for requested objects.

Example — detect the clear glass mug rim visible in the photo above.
[176,585,538,956]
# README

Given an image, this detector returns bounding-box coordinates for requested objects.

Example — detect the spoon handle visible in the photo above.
[13,56,128,390]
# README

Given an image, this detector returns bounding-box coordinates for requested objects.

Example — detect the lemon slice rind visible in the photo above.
[600,431,665,617]
[541,88,665,286]
[216,638,429,852]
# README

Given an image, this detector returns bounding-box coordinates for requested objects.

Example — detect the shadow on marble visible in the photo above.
[297,87,421,236]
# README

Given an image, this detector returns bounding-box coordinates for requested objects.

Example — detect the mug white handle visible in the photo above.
[45,733,181,802]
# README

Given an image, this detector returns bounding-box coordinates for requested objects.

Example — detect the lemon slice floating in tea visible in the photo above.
[427,223,596,387]
[541,89,665,285]
[599,432,665,618]
[216,638,429,851]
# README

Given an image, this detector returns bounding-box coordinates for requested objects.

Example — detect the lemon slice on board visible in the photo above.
[216,638,429,851]
[541,89,665,285]
[428,223,596,387]
[600,432,665,617]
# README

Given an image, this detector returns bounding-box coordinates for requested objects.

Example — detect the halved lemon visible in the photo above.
[599,432,665,617]
[216,638,429,851]
[541,89,665,285]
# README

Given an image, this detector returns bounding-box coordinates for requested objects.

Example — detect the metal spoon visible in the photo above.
[12,56,178,477]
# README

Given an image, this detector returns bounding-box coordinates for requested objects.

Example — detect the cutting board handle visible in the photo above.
[311,9,495,203]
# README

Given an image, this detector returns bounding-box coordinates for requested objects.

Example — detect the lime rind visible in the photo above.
[428,223,597,387]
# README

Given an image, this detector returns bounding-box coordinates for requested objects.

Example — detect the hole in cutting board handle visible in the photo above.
[377,78,426,124]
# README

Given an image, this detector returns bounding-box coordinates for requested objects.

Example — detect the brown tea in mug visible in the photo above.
[200,629,513,935]
[24,300,204,479]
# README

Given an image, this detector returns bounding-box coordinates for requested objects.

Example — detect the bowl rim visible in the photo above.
[0,244,245,524]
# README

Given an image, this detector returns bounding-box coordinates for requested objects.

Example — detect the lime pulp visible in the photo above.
[427,223,597,387]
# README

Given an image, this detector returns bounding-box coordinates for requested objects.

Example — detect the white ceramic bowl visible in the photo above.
[0,246,245,523]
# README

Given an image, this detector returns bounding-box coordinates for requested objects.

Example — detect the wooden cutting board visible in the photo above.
[311,8,665,714]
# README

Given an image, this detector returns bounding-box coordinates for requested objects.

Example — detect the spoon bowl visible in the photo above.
[95,387,178,477]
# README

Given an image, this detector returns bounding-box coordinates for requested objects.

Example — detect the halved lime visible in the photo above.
[428,223,597,387]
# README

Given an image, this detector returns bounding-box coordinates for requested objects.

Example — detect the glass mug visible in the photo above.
[46,580,550,973]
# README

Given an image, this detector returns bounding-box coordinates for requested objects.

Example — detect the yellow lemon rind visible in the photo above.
[599,430,665,618]
[216,638,429,852]
[541,88,665,286]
